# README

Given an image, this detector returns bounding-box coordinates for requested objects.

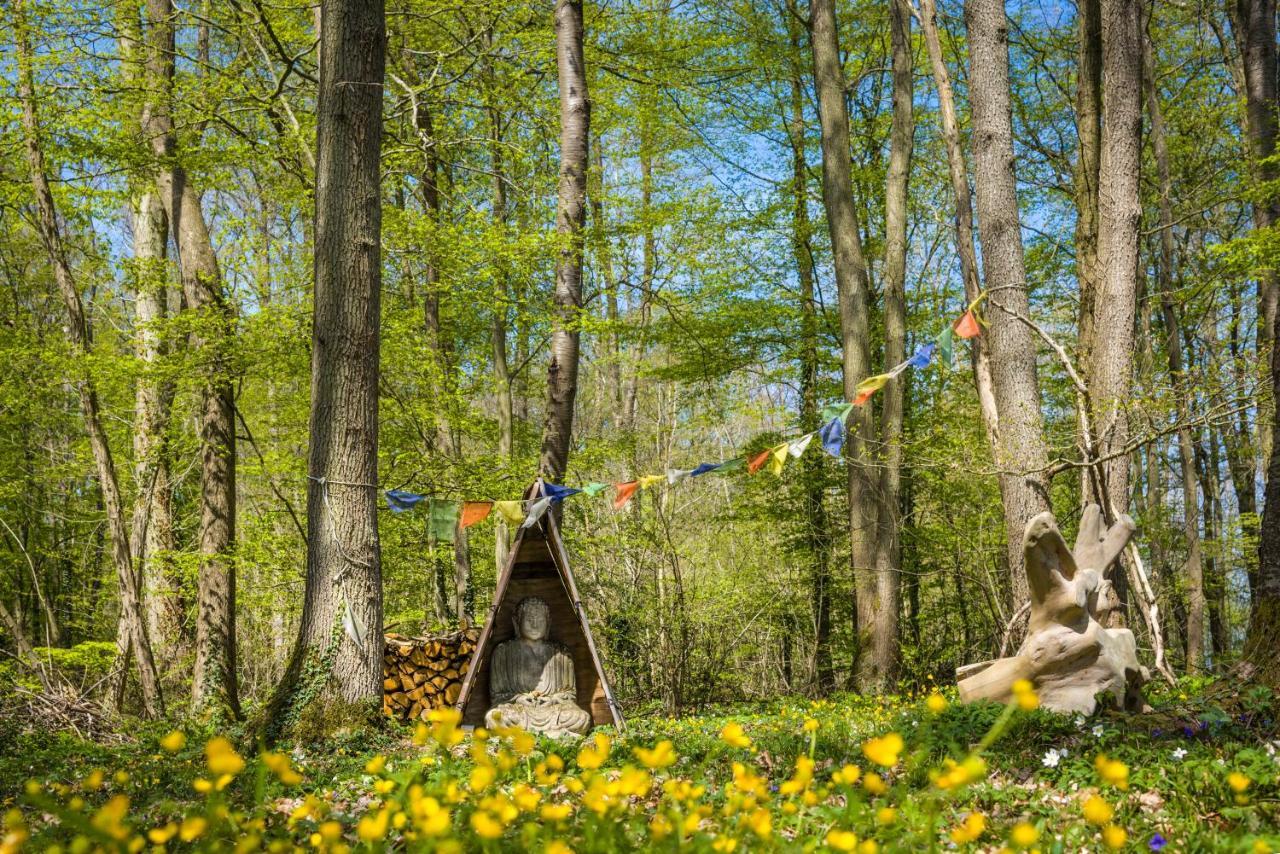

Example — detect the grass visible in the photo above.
[0,678,1276,852]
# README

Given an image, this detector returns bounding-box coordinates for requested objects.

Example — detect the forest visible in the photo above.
[1,0,1279,849]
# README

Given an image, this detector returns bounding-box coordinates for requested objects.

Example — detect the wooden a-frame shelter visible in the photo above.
[456,480,623,730]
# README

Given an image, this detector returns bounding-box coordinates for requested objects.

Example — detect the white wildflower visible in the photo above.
[1042,748,1065,768]
[1092,724,1105,738]
[1171,747,1187,760]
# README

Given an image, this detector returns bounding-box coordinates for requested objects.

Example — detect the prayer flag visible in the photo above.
[906,342,935,370]
[855,373,891,406]
[582,482,609,497]
[461,501,493,529]
[747,449,771,474]
[666,468,693,485]
[427,498,460,543]
[820,415,846,458]
[937,326,954,369]
[638,474,665,490]
[789,433,814,457]
[385,489,426,512]
[715,458,745,474]
[954,309,981,339]
[820,401,848,422]
[542,483,582,502]
[521,496,552,529]
[613,481,639,510]
[690,462,722,476]
[768,443,789,475]
[494,500,524,525]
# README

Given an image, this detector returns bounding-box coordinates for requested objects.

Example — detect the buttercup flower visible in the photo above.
[205,737,245,777]
[825,828,859,851]
[1010,821,1039,848]
[1083,794,1114,825]
[862,732,904,767]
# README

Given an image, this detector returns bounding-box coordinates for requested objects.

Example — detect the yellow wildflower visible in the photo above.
[205,737,245,777]
[711,836,737,853]
[650,814,673,838]
[825,829,859,851]
[373,779,395,795]
[546,842,573,854]
[1228,772,1251,793]
[364,755,386,775]
[1102,824,1127,849]
[949,812,986,844]
[1011,679,1039,711]
[540,803,573,822]
[745,808,772,838]
[1095,754,1130,790]
[862,732,904,767]
[577,733,611,770]
[926,693,948,714]
[160,731,187,753]
[1010,821,1039,848]
[410,793,450,837]
[1082,795,1113,825]
[512,783,541,812]
[179,816,208,842]
[470,811,504,840]
[317,821,342,843]
[832,763,861,786]
[780,756,815,796]
[262,752,303,786]
[469,764,496,792]
[876,807,897,826]
[863,773,886,795]
[634,740,677,769]
[857,841,878,854]
[803,718,820,733]
[147,823,178,844]
[356,808,389,842]
[617,766,653,797]
[720,722,752,749]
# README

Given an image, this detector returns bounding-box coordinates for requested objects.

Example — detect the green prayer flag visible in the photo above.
[582,482,609,497]
[427,498,459,543]
[937,326,954,370]
[714,457,745,474]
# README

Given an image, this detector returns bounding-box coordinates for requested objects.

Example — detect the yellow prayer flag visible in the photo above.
[768,442,789,475]
[494,500,524,525]
[856,374,891,395]
[638,474,665,490]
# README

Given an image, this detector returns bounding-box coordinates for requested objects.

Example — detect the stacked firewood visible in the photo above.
[382,628,478,722]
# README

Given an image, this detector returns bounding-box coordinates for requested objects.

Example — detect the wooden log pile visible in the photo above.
[382,628,478,722]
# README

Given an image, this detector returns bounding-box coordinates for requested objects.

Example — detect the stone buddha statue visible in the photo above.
[484,596,592,738]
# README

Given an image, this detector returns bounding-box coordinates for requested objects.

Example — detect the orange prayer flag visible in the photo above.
[954,309,981,339]
[854,389,875,405]
[612,481,639,510]
[747,449,771,474]
[460,501,493,529]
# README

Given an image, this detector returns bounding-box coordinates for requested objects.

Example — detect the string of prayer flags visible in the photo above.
[666,468,693,485]
[747,449,771,474]
[906,342,935,370]
[542,483,582,502]
[386,489,426,512]
[427,498,459,543]
[461,501,493,529]
[495,500,525,525]
[613,481,639,510]
[521,496,553,529]
[638,474,665,490]
[789,433,815,457]
[715,458,745,474]
[582,482,609,497]
[768,442,789,475]
[820,412,847,458]
[854,373,891,406]
[690,462,722,476]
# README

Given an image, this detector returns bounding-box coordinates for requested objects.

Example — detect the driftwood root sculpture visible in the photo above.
[957,505,1149,715]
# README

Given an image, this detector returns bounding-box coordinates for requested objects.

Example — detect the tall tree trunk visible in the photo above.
[539,0,590,484]
[14,10,164,717]
[267,0,385,727]
[865,0,914,693]
[1143,27,1205,671]
[590,141,622,409]
[915,0,1001,444]
[964,0,1053,610]
[1233,0,1280,469]
[785,16,832,694]
[143,0,239,717]
[1074,0,1103,438]
[1085,0,1142,625]
[808,0,879,679]
[487,74,515,577]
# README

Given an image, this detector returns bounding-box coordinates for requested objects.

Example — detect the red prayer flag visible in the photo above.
[612,481,639,510]
[854,389,875,406]
[460,501,493,529]
[953,309,981,339]
[747,449,771,474]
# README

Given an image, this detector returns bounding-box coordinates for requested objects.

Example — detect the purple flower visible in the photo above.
[1150,834,1167,851]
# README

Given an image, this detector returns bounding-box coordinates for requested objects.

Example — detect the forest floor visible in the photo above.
[0,679,1276,852]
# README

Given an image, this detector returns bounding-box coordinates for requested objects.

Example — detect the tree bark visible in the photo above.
[268,0,385,726]
[1074,0,1103,428]
[143,0,240,717]
[539,0,590,484]
[865,0,914,693]
[785,15,833,694]
[808,0,879,678]
[1143,27,1205,671]
[14,9,164,717]
[964,0,1053,610]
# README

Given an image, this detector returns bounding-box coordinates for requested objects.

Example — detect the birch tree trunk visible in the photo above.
[964,0,1052,610]
[15,9,164,717]
[808,0,879,679]
[267,0,385,727]
[143,0,240,716]
[539,0,590,484]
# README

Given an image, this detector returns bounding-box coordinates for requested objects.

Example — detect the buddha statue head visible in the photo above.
[513,596,550,642]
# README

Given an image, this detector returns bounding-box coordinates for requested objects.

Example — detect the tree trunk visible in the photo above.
[267,0,385,727]
[539,0,590,484]
[808,0,879,678]
[1143,27,1205,671]
[143,0,239,717]
[915,0,1001,444]
[864,0,914,693]
[1074,0,1103,437]
[785,15,832,694]
[964,0,1052,610]
[14,9,164,717]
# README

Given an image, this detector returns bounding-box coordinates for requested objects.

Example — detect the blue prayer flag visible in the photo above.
[690,462,722,477]
[386,489,426,512]
[906,342,935,370]
[542,483,582,502]
[820,415,846,458]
